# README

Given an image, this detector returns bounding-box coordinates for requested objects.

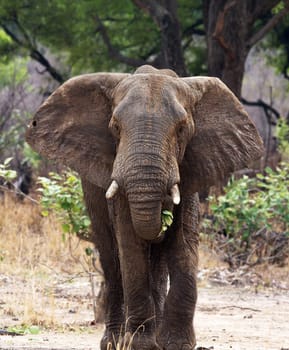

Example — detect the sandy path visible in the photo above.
[1,282,288,350]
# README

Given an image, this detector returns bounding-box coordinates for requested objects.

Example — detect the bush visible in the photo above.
[276,118,289,159]
[38,170,91,241]
[0,157,17,183]
[204,164,289,267]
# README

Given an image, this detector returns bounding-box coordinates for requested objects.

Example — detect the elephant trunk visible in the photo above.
[128,192,163,240]
[114,128,179,240]
[124,151,168,240]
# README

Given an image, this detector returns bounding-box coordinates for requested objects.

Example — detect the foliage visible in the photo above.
[22,142,42,169]
[7,325,40,335]
[0,27,18,63]
[204,164,289,266]
[0,55,31,166]
[38,170,174,241]
[0,0,205,76]
[276,117,289,157]
[0,54,28,88]
[161,210,174,233]
[0,157,17,182]
[37,170,91,241]
[261,3,289,80]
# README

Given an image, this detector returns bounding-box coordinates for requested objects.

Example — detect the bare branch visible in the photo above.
[241,97,280,121]
[183,19,205,37]
[30,49,64,83]
[94,14,147,68]
[250,0,283,21]
[247,5,289,49]
[131,0,169,26]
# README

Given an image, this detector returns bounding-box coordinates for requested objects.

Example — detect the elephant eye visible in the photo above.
[176,121,187,137]
[109,119,121,138]
[178,125,184,135]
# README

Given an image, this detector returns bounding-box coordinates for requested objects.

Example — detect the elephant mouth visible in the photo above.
[106,180,180,204]
[105,180,180,241]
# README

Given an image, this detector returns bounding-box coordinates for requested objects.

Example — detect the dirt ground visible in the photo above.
[1,265,289,350]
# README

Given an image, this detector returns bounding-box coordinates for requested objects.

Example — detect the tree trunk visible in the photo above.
[204,0,285,99]
[205,0,248,98]
[132,0,187,76]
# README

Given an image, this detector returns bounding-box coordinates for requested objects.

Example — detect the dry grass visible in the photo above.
[0,193,97,329]
[0,193,92,275]
[1,193,288,334]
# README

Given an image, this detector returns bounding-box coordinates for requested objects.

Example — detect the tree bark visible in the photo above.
[205,0,247,98]
[204,0,288,99]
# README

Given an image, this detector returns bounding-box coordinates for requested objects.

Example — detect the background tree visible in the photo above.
[204,0,289,97]
[0,0,288,173]
[1,0,288,96]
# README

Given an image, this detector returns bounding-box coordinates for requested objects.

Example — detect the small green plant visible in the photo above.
[7,325,40,335]
[38,170,91,241]
[204,163,289,266]
[0,158,17,182]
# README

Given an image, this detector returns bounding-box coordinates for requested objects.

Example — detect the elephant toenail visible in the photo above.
[182,344,193,350]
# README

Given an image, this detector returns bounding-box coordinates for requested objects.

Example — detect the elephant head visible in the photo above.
[26,65,263,240]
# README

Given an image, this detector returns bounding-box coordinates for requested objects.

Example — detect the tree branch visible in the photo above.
[93,14,147,68]
[2,23,64,83]
[131,0,170,26]
[241,97,280,122]
[247,5,289,49]
[30,49,64,83]
[250,0,283,21]
[183,19,205,37]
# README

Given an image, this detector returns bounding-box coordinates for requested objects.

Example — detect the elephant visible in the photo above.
[26,65,263,350]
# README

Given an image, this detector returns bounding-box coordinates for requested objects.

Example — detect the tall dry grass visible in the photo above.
[0,193,92,275]
[0,193,96,328]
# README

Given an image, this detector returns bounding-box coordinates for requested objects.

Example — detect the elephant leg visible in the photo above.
[113,196,160,350]
[81,180,124,350]
[150,244,168,332]
[159,193,200,350]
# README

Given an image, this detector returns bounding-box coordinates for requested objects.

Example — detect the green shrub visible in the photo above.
[276,118,289,158]
[204,164,289,266]
[0,158,17,183]
[38,170,91,241]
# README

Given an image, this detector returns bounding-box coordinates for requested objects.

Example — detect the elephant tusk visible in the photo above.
[171,184,181,205]
[105,180,119,199]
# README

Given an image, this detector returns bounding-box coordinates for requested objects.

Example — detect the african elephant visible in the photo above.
[26,65,263,350]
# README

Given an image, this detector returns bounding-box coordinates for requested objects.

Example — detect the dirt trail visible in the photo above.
[1,278,288,350]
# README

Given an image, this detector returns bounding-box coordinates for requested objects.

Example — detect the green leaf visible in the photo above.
[160,210,174,234]
[4,157,13,166]
[28,326,40,335]
[62,223,71,233]
[162,210,173,218]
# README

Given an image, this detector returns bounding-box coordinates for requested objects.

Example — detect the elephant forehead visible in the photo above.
[113,74,190,114]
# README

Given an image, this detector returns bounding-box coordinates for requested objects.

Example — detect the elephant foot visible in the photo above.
[158,329,196,350]
[121,331,161,350]
[100,329,121,350]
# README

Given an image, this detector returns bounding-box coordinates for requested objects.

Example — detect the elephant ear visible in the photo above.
[181,77,264,192]
[26,73,129,189]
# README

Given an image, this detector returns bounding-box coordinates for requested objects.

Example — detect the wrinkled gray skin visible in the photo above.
[26,65,263,350]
